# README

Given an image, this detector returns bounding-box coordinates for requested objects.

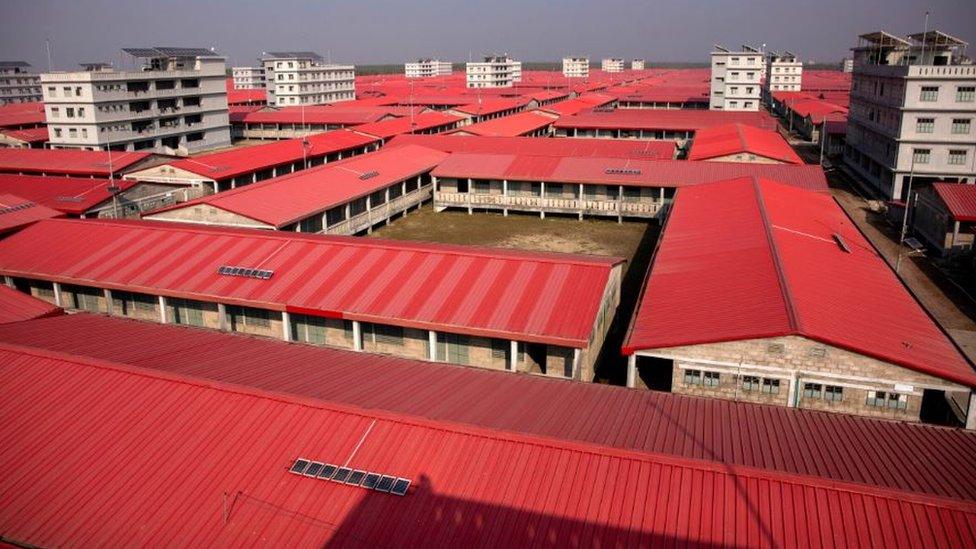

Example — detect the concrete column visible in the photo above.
[787,371,799,408]
[158,295,167,324]
[509,340,518,372]
[617,185,624,223]
[215,181,221,193]
[104,289,113,315]
[282,311,291,342]
[540,182,546,219]
[352,320,363,351]
[572,348,581,380]
[428,330,437,361]
[467,178,473,215]
[3,276,14,288]
[503,179,509,216]
[579,183,584,220]
[952,221,961,249]
[626,354,637,388]
[218,303,228,330]
[967,392,976,430]
[52,282,63,307]
[252,173,257,184]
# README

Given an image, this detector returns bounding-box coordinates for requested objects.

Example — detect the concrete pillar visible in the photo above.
[158,295,167,324]
[540,182,546,219]
[3,275,14,288]
[952,221,961,249]
[617,185,624,223]
[104,289,113,315]
[428,330,437,361]
[467,178,473,215]
[787,371,799,408]
[572,348,581,380]
[252,173,257,184]
[626,354,637,388]
[967,391,976,430]
[53,282,63,307]
[509,340,518,372]
[352,320,363,351]
[579,183,584,220]
[218,303,227,330]
[282,311,291,342]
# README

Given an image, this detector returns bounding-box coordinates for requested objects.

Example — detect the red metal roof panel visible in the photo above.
[0,285,61,324]
[624,177,976,387]
[388,134,674,159]
[688,123,803,164]
[0,126,49,144]
[0,101,45,129]
[6,312,976,502]
[350,112,462,140]
[0,218,622,346]
[554,109,778,132]
[0,174,136,215]
[455,111,555,137]
[0,193,63,234]
[0,148,153,177]
[933,183,976,223]
[1,341,974,546]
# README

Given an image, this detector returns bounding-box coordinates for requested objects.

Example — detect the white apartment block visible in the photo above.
[710,45,762,111]
[602,58,625,72]
[40,48,231,155]
[563,57,590,78]
[405,59,452,78]
[0,61,42,105]
[766,51,803,95]
[262,52,355,106]
[631,59,645,71]
[231,66,266,89]
[844,30,976,201]
[466,55,522,88]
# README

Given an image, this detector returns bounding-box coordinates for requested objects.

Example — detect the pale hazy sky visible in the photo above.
[1,0,974,69]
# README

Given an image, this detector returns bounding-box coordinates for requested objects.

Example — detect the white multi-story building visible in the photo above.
[562,57,589,78]
[844,30,976,201]
[602,58,625,72]
[631,59,645,71]
[405,59,452,78]
[231,66,266,89]
[466,55,521,88]
[40,48,231,155]
[842,58,854,73]
[261,52,355,106]
[765,51,803,98]
[710,45,763,111]
[0,61,42,105]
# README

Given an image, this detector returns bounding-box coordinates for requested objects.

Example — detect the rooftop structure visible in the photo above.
[0,61,42,105]
[40,47,231,155]
[844,29,975,200]
[0,218,623,380]
[913,182,976,257]
[623,176,976,426]
[261,51,355,106]
[687,123,804,164]
[405,58,452,78]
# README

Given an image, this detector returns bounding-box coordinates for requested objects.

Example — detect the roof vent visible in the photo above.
[56,196,84,203]
[0,201,36,215]
[605,167,642,176]
[217,265,274,280]
[359,171,380,180]
[289,458,411,496]
[832,233,851,253]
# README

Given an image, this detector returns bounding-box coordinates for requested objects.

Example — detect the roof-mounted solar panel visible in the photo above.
[359,171,380,180]
[375,475,395,493]
[0,201,36,215]
[347,470,367,486]
[318,464,338,480]
[332,467,352,483]
[604,168,642,176]
[361,472,380,489]
[289,458,310,474]
[304,462,324,477]
[217,265,275,280]
[390,478,411,496]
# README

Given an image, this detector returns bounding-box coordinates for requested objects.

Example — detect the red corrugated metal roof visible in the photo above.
[933,183,976,223]
[688,123,803,164]
[231,107,391,126]
[6,312,976,503]
[1,341,974,546]
[226,88,267,105]
[0,285,61,324]
[433,153,829,191]
[450,98,529,116]
[0,174,136,215]
[0,218,622,347]
[555,109,778,131]
[350,112,462,140]
[0,126,49,144]
[454,111,555,137]
[148,145,447,228]
[388,134,675,159]
[0,193,63,234]
[623,177,976,387]
[155,130,377,182]
[0,148,153,177]
[0,101,45,129]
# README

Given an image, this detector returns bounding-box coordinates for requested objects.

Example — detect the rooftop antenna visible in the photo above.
[45,38,53,72]
[919,11,930,65]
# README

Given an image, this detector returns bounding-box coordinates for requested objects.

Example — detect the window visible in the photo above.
[66,107,74,117]
[226,305,271,330]
[75,86,82,96]
[912,148,930,164]
[802,383,823,399]
[490,339,509,360]
[47,86,56,96]
[824,385,844,402]
[50,107,59,117]
[741,375,760,391]
[957,86,975,102]
[920,86,939,102]
[866,391,886,407]
[916,117,935,133]
[683,369,702,385]
[952,119,971,134]
[887,392,908,410]
[68,128,77,138]
[949,150,967,166]
[703,371,720,387]
[436,333,470,364]
[366,323,404,346]
[54,128,62,138]
[761,378,780,394]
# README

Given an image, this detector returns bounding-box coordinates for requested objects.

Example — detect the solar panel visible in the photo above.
[391,478,411,496]
[318,464,338,480]
[289,458,310,474]
[217,265,275,280]
[358,171,380,180]
[304,462,324,477]
[604,167,642,176]
[347,470,366,486]
[361,473,380,489]
[375,475,395,493]
[333,467,352,483]
[0,201,36,215]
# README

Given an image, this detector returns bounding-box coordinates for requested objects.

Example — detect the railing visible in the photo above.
[323,187,431,235]
[434,192,663,218]
[92,186,208,219]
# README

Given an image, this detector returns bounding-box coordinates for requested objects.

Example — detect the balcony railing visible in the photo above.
[434,192,663,218]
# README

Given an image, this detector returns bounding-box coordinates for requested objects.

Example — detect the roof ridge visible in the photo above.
[752,177,802,334]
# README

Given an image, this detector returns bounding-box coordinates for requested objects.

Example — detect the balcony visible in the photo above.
[324,186,431,235]
[433,192,663,218]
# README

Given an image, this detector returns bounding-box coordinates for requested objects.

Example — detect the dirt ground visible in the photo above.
[370,206,660,384]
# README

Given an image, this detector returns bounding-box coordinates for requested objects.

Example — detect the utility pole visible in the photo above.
[819,114,826,166]
[45,39,52,72]
[919,11,930,65]
[895,156,917,272]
